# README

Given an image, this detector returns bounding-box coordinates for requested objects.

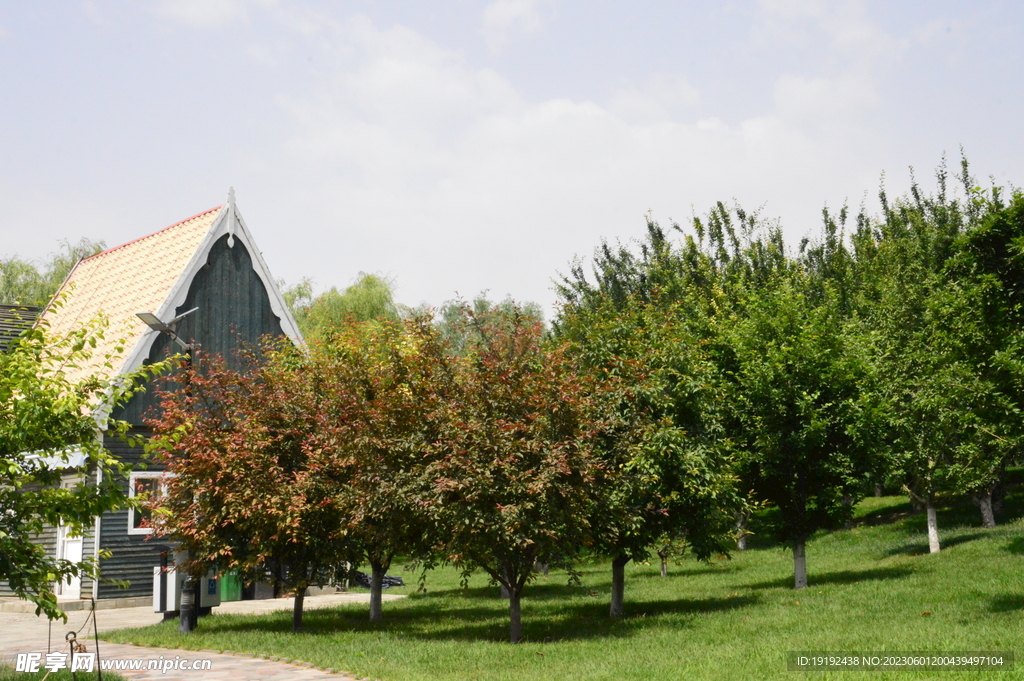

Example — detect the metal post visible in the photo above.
[179,575,195,634]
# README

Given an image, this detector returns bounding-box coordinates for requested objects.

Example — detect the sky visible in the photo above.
[2,0,1023,315]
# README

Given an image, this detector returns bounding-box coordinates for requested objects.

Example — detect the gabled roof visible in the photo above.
[0,304,40,353]
[40,190,301,384]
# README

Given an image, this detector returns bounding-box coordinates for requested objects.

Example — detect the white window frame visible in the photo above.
[127,471,174,536]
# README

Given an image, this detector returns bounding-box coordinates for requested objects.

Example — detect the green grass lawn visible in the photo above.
[101,491,1023,681]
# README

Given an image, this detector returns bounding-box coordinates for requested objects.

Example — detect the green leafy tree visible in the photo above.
[1,305,165,619]
[949,188,1024,525]
[866,163,1024,546]
[557,212,782,613]
[558,290,739,616]
[727,272,880,587]
[282,272,402,337]
[0,239,105,307]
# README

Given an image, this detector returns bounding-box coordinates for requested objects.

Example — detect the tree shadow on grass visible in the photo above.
[886,532,986,557]
[746,566,914,590]
[384,594,761,643]
[414,582,593,601]
[854,501,915,527]
[192,592,760,643]
[1003,537,1024,555]
[988,594,1024,613]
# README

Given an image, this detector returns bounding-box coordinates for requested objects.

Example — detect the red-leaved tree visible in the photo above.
[146,341,355,632]
[423,303,614,643]
[311,315,453,622]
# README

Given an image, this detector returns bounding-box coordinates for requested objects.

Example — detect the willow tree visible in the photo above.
[282,272,402,338]
[0,238,105,307]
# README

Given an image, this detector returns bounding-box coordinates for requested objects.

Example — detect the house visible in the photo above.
[0,304,40,353]
[0,190,301,607]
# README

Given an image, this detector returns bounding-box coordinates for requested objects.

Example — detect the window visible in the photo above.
[127,472,173,535]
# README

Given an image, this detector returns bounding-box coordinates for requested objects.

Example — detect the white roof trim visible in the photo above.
[118,191,303,377]
[25,447,88,470]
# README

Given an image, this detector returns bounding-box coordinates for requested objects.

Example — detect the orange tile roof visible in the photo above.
[39,207,222,384]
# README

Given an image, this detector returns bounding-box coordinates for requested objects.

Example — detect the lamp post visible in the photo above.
[135,308,197,353]
[135,308,198,633]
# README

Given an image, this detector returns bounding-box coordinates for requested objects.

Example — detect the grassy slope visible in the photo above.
[102,492,1023,681]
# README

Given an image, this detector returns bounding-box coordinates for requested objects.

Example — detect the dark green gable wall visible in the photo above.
[116,233,287,426]
[98,234,288,600]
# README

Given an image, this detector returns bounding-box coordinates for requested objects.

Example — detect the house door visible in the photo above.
[56,480,83,599]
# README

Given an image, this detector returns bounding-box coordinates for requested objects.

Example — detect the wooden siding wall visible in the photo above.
[0,305,40,353]
[0,474,97,599]
[96,432,172,600]
[0,525,59,598]
[116,234,287,426]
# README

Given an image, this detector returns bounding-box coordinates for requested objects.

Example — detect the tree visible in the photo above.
[558,288,739,617]
[727,272,879,588]
[310,315,452,622]
[423,302,610,643]
[281,272,402,337]
[0,305,163,619]
[435,292,545,356]
[1,239,105,307]
[865,161,1024,548]
[949,189,1024,526]
[147,341,354,632]
[556,212,774,615]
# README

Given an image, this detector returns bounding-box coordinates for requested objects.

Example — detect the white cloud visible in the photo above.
[154,0,275,29]
[607,74,701,125]
[755,0,904,61]
[772,72,879,126]
[481,0,550,49]
[264,15,887,312]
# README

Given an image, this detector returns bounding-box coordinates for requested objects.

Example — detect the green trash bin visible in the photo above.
[221,569,242,601]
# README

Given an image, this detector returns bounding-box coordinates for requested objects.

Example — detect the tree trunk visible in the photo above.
[926,500,941,553]
[659,552,668,578]
[842,494,854,530]
[369,561,386,622]
[793,539,807,589]
[499,582,510,599]
[975,490,996,528]
[292,585,306,633]
[508,587,523,643]
[609,554,630,618]
[874,482,883,497]
[736,511,748,550]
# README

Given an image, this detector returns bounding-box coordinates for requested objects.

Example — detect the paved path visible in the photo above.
[1,593,403,680]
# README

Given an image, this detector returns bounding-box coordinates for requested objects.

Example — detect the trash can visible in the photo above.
[221,569,242,602]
